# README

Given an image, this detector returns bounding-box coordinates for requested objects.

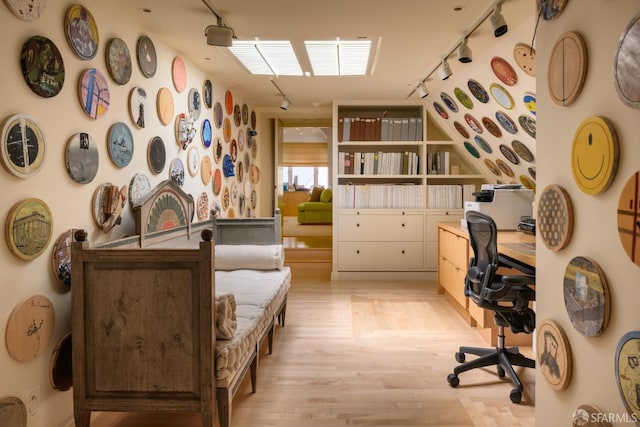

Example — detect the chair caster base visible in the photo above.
[510,389,522,404]
[447,373,460,388]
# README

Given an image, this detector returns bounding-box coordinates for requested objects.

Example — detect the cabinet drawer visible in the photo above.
[426,211,464,241]
[338,212,424,242]
[337,241,424,270]
[438,257,467,308]
[439,230,469,270]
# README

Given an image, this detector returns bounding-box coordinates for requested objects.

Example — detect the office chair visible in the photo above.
[446,210,536,403]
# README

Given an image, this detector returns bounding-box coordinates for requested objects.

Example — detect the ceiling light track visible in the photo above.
[406,0,509,99]
[270,78,292,110]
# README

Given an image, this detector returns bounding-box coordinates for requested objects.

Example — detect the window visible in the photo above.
[283,167,328,190]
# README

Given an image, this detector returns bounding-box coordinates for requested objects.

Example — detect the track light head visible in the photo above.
[205,24,234,47]
[438,60,452,80]
[457,39,472,63]
[418,82,429,99]
[490,3,508,37]
[280,98,290,110]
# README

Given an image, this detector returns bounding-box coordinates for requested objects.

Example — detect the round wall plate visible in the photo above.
[201,119,212,148]
[197,192,209,221]
[171,57,187,93]
[169,157,185,187]
[188,88,201,120]
[129,87,148,128]
[78,68,110,119]
[147,136,165,174]
[548,31,588,106]
[200,155,212,185]
[5,0,46,20]
[615,331,640,423]
[225,90,234,115]
[537,0,569,21]
[490,83,514,110]
[563,256,610,337]
[107,122,134,168]
[6,294,55,362]
[105,37,131,85]
[6,198,52,260]
[513,43,536,77]
[128,172,151,208]
[65,132,98,184]
[491,56,518,86]
[187,145,199,176]
[537,184,574,251]
[136,35,157,78]
[537,319,572,391]
[20,35,64,97]
[467,79,489,103]
[51,229,75,287]
[454,87,473,109]
[572,404,611,427]
[156,87,174,126]
[49,332,72,391]
[1,113,46,178]
[615,13,640,109]
[571,116,619,195]
[203,79,212,109]
[512,140,535,163]
[64,4,99,60]
[617,171,640,267]
[0,396,27,427]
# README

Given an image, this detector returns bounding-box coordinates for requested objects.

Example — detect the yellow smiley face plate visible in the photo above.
[571,116,619,195]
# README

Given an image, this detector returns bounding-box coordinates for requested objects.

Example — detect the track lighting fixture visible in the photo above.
[438,60,452,80]
[417,81,429,99]
[280,97,290,110]
[490,2,508,37]
[457,38,472,63]
[202,0,235,47]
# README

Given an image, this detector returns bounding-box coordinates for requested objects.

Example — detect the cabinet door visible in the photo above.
[337,241,424,270]
[338,212,424,242]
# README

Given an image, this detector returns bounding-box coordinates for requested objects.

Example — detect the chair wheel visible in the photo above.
[497,366,505,378]
[510,389,522,403]
[447,373,460,387]
[455,352,466,363]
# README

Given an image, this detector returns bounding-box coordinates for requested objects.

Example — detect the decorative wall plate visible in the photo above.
[563,256,610,337]
[519,175,536,191]
[230,180,239,206]
[495,111,518,134]
[571,116,619,195]
[156,87,174,126]
[0,396,27,427]
[65,132,98,184]
[201,119,212,148]
[454,87,473,109]
[519,115,537,139]
[1,113,46,178]
[490,83,514,110]
[233,104,241,126]
[49,332,72,391]
[51,229,75,287]
[249,164,260,183]
[251,138,258,158]
[484,159,501,176]
[464,114,482,134]
[203,79,212,108]
[128,172,151,207]
[105,37,131,85]
[440,92,458,113]
[482,117,502,138]
[523,93,537,116]
[238,129,246,151]
[187,145,199,176]
[222,186,230,210]
[474,135,492,154]
[513,43,536,77]
[499,144,520,165]
[6,294,55,362]
[454,121,470,139]
[237,161,244,182]
[467,79,489,103]
[225,90,234,115]
[615,14,640,109]
[4,0,46,20]
[78,68,110,119]
[147,136,165,174]
[212,168,222,195]
[538,185,574,251]
[64,4,98,60]
[491,56,518,86]
[200,155,212,185]
[136,35,157,78]
[223,117,232,142]
[107,122,134,168]
[496,159,514,177]
[128,87,147,128]
[171,57,187,93]
[196,192,209,221]
[214,101,223,128]
[251,188,257,209]
[188,88,201,120]
[247,129,255,148]
[617,171,640,266]
[537,319,572,391]
[433,102,449,119]
[223,153,235,177]
[537,0,569,21]
[243,152,250,173]
[213,136,223,163]
[615,331,640,422]
[549,31,588,106]
[6,198,52,260]
[528,167,536,180]
[20,35,64,97]
[512,140,535,163]
[91,183,127,231]
[572,404,611,427]
[169,157,185,186]
[463,141,480,158]
[251,110,257,129]
[242,104,249,124]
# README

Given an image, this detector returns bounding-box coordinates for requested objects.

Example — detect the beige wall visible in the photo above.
[536,2,640,425]
[0,4,263,426]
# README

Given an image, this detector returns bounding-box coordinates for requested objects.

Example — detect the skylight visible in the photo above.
[228,39,373,77]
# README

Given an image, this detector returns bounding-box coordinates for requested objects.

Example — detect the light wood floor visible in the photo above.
[92,262,535,427]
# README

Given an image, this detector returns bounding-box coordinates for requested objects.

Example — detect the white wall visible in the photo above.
[0,3,262,426]
[536,2,640,425]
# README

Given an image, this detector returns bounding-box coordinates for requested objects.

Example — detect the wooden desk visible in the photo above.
[437,221,535,346]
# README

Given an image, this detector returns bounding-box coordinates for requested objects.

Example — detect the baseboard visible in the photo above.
[331,271,436,281]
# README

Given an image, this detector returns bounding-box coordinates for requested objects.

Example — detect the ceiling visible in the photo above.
[103,0,537,113]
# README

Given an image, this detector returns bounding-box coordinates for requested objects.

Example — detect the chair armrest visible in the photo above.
[501,275,535,286]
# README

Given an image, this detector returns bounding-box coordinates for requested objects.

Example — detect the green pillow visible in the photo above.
[320,188,332,203]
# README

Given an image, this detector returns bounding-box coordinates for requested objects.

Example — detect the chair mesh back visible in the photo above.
[465,211,499,298]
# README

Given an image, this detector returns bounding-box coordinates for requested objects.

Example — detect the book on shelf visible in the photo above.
[338,115,423,142]
[427,151,450,175]
[426,184,476,209]
[338,184,424,209]
[339,151,419,175]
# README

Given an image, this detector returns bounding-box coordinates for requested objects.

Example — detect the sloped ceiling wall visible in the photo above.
[425,15,537,190]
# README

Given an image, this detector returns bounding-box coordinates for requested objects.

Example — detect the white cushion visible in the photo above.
[215,244,284,270]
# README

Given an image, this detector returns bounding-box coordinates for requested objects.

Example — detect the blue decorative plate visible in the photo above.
[524,92,537,115]
[490,83,514,110]
[495,111,518,134]
[467,79,489,103]
[433,102,449,119]
[203,79,212,109]
[202,119,212,148]
[474,135,493,154]
[440,92,458,113]
[107,122,133,168]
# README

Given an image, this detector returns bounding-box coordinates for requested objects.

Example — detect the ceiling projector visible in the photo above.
[206,25,233,47]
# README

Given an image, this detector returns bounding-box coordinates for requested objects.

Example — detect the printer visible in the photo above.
[464,184,534,230]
